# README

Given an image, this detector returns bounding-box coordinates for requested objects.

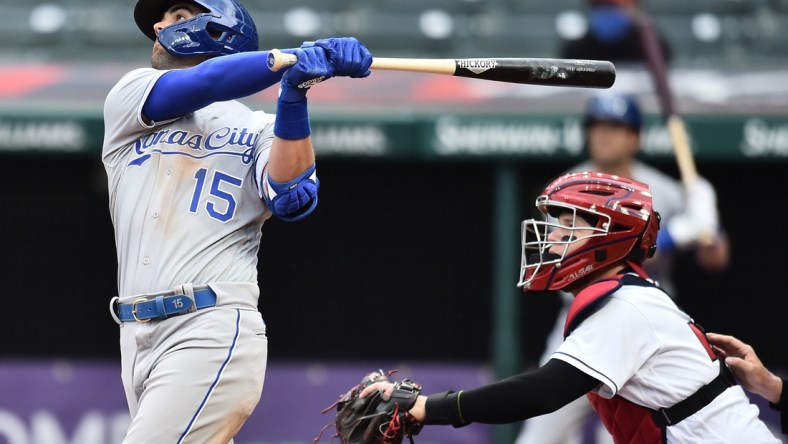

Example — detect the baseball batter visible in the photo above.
[101,0,372,442]
[517,93,731,444]
[360,172,779,443]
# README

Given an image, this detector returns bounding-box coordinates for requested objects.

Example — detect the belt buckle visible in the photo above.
[131,297,151,323]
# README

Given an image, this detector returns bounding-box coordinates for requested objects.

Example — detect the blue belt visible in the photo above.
[115,288,217,323]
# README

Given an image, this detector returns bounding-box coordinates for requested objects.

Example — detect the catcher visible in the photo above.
[325,172,779,443]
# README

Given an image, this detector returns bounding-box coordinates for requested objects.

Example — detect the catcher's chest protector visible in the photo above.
[587,392,665,444]
[564,273,666,443]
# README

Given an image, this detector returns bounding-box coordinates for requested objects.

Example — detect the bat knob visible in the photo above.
[267,48,298,72]
[266,50,277,71]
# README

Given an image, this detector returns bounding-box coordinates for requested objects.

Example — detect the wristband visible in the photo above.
[424,390,470,427]
[274,96,310,140]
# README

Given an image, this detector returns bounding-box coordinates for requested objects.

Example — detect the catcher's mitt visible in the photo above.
[315,370,424,444]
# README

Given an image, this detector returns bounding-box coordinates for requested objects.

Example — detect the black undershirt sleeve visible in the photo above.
[423,358,601,427]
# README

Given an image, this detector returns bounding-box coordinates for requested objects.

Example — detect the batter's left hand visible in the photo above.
[278,45,335,103]
[308,37,373,78]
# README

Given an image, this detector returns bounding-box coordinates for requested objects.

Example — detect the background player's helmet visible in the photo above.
[517,172,659,292]
[134,0,259,57]
[583,93,642,132]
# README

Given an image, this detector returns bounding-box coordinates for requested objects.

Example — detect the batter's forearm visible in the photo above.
[145,51,285,122]
[267,138,315,182]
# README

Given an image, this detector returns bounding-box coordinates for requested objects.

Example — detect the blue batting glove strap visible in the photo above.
[310,37,373,78]
[264,164,319,222]
[274,98,311,140]
[656,227,676,254]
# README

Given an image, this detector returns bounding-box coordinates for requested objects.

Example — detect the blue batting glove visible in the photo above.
[309,37,373,78]
[279,45,335,104]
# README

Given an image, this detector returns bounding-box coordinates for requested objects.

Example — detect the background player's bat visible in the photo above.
[635,10,716,245]
[266,49,616,89]
[633,12,698,188]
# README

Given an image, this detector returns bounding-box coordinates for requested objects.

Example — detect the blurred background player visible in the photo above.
[559,0,672,64]
[102,0,372,442]
[515,92,731,444]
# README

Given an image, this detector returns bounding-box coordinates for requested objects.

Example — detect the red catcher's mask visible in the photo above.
[518,172,659,292]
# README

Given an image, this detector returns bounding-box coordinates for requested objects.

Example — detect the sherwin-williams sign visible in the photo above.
[0,118,94,153]
[1,112,787,161]
[428,115,788,160]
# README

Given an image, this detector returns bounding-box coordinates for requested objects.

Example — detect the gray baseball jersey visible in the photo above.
[102,67,272,443]
[103,68,274,299]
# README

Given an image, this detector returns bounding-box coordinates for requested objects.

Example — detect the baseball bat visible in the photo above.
[635,11,716,245]
[266,49,616,89]
[634,12,698,188]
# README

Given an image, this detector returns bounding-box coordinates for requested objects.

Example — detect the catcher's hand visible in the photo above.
[315,370,424,444]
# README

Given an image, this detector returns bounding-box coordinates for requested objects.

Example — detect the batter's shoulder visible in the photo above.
[105,68,162,105]
[112,67,159,88]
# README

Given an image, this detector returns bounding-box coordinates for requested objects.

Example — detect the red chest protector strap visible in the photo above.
[563,263,655,338]
[563,277,622,338]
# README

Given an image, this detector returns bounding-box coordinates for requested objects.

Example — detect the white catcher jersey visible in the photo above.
[102,68,274,299]
[551,282,779,442]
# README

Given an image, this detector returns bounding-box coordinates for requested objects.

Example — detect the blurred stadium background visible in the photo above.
[0,0,786,443]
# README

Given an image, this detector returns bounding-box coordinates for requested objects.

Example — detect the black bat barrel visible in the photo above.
[453,58,616,88]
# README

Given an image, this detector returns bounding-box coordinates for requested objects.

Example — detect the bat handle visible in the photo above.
[267,49,298,72]
[666,115,718,247]
[666,115,698,189]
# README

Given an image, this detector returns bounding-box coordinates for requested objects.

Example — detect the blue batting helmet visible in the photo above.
[584,93,642,132]
[134,0,259,57]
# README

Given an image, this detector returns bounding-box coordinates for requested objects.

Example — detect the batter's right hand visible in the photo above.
[310,37,373,78]
[279,45,335,103]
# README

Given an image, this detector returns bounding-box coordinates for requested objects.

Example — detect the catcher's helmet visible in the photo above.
[584,93,642,132]
[518,172,659,292]
[134,0,258,57]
